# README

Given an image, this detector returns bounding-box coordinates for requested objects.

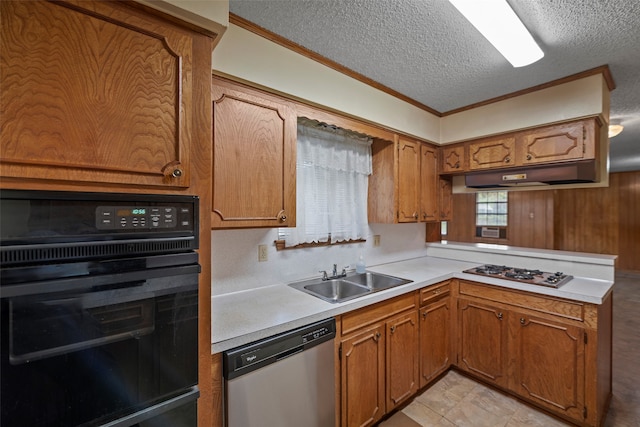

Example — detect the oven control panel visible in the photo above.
[96,206,192,230]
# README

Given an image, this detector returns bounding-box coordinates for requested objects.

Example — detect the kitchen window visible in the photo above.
[476,191,508,226]
[278,118,372,248]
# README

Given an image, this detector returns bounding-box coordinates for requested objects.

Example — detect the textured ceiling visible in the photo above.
[229,0,640,172]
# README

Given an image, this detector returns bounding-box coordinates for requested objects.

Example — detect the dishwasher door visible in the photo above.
[223,318,336,427]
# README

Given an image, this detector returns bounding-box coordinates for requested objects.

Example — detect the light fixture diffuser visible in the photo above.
[448,0,544,67]
[608,124,624,138]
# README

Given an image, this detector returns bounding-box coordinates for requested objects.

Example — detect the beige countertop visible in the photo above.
[211,255,614,354]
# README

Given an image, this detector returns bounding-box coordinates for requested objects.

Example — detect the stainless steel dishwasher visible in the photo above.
[223,318,336,427]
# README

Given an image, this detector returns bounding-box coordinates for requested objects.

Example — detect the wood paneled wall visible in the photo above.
[445,171,640,272]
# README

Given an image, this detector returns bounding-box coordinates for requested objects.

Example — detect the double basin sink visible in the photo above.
[289,271,413,303]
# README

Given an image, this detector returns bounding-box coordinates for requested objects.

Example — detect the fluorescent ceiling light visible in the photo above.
[448,0,544,67]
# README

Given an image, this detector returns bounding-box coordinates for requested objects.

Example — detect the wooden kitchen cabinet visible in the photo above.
[516,119,597,165]
[419,281,452,387]
[386,310,419,412]
[340,323,386,427]
[211,78,296,228]
[456,279,611,426]
[420,145,440,222]
[457,298,510,388]
[397,138,421,222]
[511,314,586,421]
[339,293,417,426]
[441,144,466,173]
[438,177,453,221]
[468,136,517,170]
[371,137,443,224]
[1,0,198,188]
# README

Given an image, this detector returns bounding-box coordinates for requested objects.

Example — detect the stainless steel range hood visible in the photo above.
[465,160,597,188]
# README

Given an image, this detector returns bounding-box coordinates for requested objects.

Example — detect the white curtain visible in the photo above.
[284,119,372,246]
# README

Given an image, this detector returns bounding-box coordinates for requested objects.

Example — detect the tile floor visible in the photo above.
[379,271,640,427]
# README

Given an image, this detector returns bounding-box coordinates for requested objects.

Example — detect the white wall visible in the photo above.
[440,74,610,143]
[211,223,429,295]
[212,24,441,142]
[136,0,229,35]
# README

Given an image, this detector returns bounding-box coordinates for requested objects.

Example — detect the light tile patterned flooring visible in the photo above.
[379,271,640,427]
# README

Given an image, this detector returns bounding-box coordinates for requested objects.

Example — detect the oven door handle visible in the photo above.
[1,264,200,299]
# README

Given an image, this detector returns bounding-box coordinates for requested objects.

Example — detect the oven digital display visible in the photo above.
[116,208,147,216]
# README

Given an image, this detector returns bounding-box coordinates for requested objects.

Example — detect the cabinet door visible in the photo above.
[397,138,420,222]
[441,145,465,173]
[419,298,451,388]
[1,0,194,188]
[341,324,386,427]
[211,81,296,228]
[386,311,419,411]
[438,178,453,221]
[457,299,508,388]
[511,314,585,420]
[420,145,439,222]
[469,137,516,170]
[517,120,596,165]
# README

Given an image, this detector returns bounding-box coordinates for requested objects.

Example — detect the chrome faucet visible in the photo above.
[319,264,348,280]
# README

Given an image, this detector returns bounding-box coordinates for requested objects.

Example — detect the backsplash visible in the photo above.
[211,223,429,295]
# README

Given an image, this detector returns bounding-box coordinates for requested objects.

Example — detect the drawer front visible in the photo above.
[458,280,584,322]
[419,282,450,306]
[341,293,416,336]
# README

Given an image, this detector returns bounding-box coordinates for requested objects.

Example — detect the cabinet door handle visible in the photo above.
[520,317,526,325]
[390,325,396,334]
[504,157,511,163]
[413,212,418,219]
[422,311,427,319]
[497,312,503,320]
[374,332,381,341]
[455,162,460,169]
[526,154,532,160]
[171,168,183,178]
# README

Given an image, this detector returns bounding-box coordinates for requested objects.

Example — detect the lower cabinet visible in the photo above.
[456,280,602,426]
[419,282,452,387]
[338,293,417,427]
[511,314,586,421]
[335,279,610,427]
[386,311,419,412]
[340,323,386,427]
[457,298,509,388]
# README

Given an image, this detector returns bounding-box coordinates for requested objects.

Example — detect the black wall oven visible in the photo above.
[0,190,200,427]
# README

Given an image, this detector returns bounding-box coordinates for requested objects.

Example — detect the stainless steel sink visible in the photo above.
[343,271,412,291]
[289,271,412,303]
[303,279,370,303]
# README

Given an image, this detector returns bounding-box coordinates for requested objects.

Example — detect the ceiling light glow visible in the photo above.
[608,124,624,138]
[448,0,544,67]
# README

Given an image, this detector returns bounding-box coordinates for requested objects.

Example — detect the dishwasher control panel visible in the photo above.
[223,318,336,380]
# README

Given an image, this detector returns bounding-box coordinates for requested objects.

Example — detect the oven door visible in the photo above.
[1,257,199,427]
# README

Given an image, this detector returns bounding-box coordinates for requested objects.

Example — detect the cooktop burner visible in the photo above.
[463,264,573,288]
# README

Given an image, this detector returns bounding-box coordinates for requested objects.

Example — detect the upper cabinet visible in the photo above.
[397,138,422,222]
[0,0,199,188]
[420,145,440,222]
[441,144,466,173]
[211,78,296,229]
[440,117,600,175]
[468,136,517,170]
[516,119,597,165]
[370,138,447,224]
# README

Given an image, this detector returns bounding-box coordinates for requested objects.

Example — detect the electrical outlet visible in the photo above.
[373,235,381,247]
[258,244,268,262]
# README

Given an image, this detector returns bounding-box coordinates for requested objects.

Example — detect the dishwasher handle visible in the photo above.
[275,345,304,361]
